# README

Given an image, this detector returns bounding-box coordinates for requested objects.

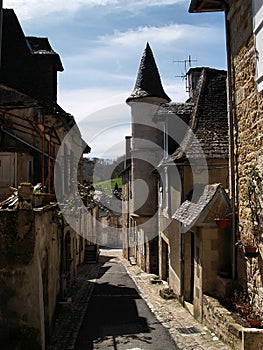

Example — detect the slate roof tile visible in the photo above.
[126,43,171,103]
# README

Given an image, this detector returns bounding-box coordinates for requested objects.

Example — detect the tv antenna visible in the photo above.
[174,55,197,92]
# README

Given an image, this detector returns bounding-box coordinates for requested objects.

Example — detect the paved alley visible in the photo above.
[48,249,232,350]
[74,252,178,349]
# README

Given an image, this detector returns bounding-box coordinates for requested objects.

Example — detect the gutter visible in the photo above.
[221,0,237,280]
[1,127,56,160]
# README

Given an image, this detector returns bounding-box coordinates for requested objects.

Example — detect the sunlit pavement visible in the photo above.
[48,249,231,350]
[75,249,178,349]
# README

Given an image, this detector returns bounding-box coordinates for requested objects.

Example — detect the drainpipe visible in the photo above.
[179,164,185,299]
[0,0,3,71]
[222,0,237,280]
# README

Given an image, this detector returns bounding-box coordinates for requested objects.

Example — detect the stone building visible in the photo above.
[0,8,90,349]
[189,0,263,275]
[189,1,263,348]
[155,67,230,318]
[124,43,170,273]
[0,9,90,198]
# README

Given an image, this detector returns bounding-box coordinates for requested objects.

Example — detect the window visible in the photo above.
[253,0,263,91]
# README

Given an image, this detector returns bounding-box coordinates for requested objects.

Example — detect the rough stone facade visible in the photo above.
[227,0,263,295]
[189,0,263,345]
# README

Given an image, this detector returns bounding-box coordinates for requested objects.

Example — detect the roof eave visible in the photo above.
[189,0,225,13]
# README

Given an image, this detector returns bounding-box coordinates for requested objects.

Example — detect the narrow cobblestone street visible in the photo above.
[48,249,232,350]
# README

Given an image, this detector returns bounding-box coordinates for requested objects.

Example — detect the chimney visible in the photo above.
[187,67,202,98]
[125,136,131,168]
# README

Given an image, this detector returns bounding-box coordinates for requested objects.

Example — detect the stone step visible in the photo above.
[129,257,137,265]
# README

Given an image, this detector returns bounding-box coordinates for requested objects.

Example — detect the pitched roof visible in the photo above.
[172,183,230,231]
[126,43,171,103]
[169,67,228,161]
[189,0,225,13]
[0,9,63,102]
[26,37,64,71]
[153,102,193,122]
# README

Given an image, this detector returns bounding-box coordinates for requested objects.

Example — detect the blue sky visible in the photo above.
[6,0,226,158]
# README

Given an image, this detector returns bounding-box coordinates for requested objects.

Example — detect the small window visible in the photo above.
[253,0,263,91]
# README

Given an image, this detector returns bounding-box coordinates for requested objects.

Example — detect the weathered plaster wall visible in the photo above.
[0,209,45,349]
[97,215,123,248]
[34,207,61,337]
[159,219,181,296]
[194,224,233,321]
[0,201,86,349]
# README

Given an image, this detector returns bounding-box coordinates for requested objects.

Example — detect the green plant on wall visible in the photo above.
[240,166,263,247]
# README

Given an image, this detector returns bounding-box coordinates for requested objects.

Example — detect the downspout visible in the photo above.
[179,163,185,299]
[60,216,65,298]
[0,0,3,70]
[222,0,237,280]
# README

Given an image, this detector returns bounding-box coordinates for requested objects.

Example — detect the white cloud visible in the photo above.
[5,0,187,21]
[60,23,223,70]
[100,23,223,49]
[5,0,119,20]
[58,79,188,158]
[58,87,130,120]
[59,22,223,84]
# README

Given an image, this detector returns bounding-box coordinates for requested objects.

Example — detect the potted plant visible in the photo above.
[231,289,263,328]
[214,217,230,229]
[247,310,262,328]
[159,287,176,300]
[246,280,263,327]
[236,234,260,258]
[213,208,232,229]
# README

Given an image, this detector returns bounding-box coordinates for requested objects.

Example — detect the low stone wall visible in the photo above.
[203,294,242,349]
[203,294,263,350]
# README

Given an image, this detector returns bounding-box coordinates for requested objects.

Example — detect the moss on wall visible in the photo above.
[0,325,41,350]
[0,210,35,268]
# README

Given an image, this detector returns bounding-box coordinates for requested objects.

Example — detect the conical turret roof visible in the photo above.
[126,43,171,103]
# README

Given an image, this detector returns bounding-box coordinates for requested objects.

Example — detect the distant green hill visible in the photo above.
[94,177,122,195]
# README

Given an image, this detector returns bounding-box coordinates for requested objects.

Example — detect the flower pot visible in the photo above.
[214,218,229,229]
[218,271,231,278]
[159,288,176,300]
[243,246,259,258]
[247,317,262,328]
[150,277,163,285]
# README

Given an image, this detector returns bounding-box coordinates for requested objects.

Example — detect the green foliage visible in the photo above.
[94,178,122,195]
[241,166,263,245]
[82,156,125,183]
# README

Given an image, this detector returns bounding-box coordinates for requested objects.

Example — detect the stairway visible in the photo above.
[84,244,99,263]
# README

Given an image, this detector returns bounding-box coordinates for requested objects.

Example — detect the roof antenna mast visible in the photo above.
[174,55,197,92]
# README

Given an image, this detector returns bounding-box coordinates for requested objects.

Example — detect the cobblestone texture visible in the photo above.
[47,250,233,350]
[47,260,101,350]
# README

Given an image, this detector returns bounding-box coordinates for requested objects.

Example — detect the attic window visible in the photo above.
[253,0,263,91]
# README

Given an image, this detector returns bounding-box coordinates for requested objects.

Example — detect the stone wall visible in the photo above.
[203,294,263,350]
[0,197,86,349]
[229,0,263,291]
[203,294,242,350]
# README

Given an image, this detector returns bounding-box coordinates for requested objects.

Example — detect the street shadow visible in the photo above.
[74,252,179,350]
[74,281,151,349]
[74,252,153,350]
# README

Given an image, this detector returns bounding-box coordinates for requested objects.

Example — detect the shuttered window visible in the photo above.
[253,0,263,91]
